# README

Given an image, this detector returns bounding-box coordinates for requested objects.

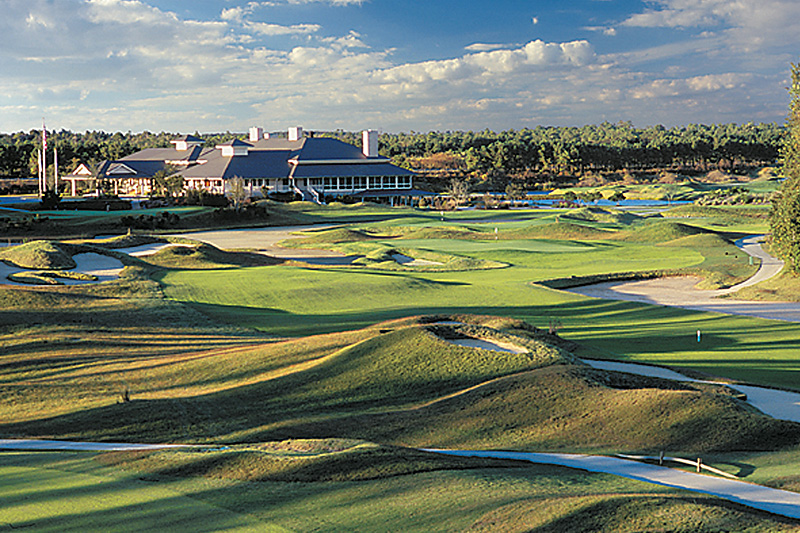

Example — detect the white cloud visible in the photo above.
[622,0,800,51]
[465,43,516,52]
[246,21,321,36]
[0,0,791,133]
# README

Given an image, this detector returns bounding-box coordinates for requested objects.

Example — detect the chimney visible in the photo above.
[288,126,303,142]
[249,127,263,142]
[362,130,379,158]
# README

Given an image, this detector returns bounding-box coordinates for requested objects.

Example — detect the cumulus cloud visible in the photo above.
[622,0,800,50]
[630,73,749,99]
[0,0,791,133]
[379,40,595,86]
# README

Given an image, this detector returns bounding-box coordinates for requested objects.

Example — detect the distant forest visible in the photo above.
[0,122,784,187]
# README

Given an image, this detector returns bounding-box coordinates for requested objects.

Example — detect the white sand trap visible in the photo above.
[61,253,125,285]
[391,253,443,267]
[449,337,527,354]
[117,243,195,257]
[0,253,124,285]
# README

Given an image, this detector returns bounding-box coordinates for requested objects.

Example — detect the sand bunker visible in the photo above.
[391,253,443,267]
[116,243,195,257]
[0,253,124,286]
[448,337,527,354]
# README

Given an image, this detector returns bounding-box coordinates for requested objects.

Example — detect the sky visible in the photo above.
[1,0,799,134]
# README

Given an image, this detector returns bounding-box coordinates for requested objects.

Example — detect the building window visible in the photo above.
[398,176,411,188]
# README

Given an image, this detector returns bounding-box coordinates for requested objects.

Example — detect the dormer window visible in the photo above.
[171,134,204,152]
[216,139,252,157]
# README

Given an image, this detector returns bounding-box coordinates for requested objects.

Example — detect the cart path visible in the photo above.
[3,438,799,520]
[425,449,800,520]
[567,235,800,322]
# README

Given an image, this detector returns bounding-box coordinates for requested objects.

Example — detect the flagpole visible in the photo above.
[42,119,47,193]
[54,144,59,194]
[38,149,43,198]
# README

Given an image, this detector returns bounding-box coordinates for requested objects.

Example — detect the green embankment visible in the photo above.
[5,450,795,532]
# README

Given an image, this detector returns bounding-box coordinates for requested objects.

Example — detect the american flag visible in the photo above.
[42,119,47,152]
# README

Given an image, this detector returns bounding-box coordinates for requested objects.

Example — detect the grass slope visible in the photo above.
[3,318,797,455]
[0,240,76,269]
[5,450,795,532]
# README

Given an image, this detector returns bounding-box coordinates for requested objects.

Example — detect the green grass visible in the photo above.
[0,240,76,269]
[3,317,797,455]
[7,450,795,533]
[4,206,800,530]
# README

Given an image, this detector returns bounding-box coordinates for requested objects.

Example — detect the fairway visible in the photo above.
[157,212,800,389]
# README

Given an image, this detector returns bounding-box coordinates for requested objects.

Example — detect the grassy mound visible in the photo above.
[83,234,165,249]
[615,220,712,243]
[287,227,379,246]
[562,206,640,225]
[8,270,97,285]
[5,316,798,454]
[100,439,521,482]
[659,233,732,248]
[142,243,281,269]
[288,364,800,454]
[503,221,614,240]
[663,204,769,222]
[479,494,800,532]
[393,226,483,241]
[0,240,76,269]
[350,244,507,271]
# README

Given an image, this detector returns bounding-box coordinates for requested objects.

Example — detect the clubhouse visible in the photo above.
[67,127,425,205]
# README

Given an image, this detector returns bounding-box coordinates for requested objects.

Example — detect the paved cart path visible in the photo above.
[3,438,799,520]
[425,449,800,520]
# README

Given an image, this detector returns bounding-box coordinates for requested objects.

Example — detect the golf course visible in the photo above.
[4,200,800,531]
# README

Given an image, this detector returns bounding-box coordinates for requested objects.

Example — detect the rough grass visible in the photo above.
[561,206,641,225]
[98,439,524,482]
[140,243,282,270]
[0,240,76,269]
[5,451,795,533]
[730,270,800,302]
[614,220,712,243]
[3,316,797,454]
[7,270,97,285]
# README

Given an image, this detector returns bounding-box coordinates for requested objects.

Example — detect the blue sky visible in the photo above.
[1,0,798,133]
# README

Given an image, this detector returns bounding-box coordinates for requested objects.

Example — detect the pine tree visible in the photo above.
[770,63,800,274]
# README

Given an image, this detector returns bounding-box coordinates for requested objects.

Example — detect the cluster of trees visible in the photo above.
[771,64,800,275]
[327,123,783,179]
[1,123,783,183]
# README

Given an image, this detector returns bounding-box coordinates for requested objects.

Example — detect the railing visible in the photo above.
[616,453,738,479]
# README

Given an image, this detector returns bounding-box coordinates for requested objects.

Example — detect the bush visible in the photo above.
[120,211,181,230]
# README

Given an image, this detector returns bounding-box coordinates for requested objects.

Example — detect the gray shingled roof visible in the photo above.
[100,133,415,183]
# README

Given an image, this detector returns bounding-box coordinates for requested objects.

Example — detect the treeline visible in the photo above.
[330,122,783,176]
[0,122,784,182]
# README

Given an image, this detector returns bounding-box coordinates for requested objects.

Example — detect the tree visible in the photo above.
[228,176,247,210]
[609,190,626,205]
[505,181,527,200]
[771,63,800,274]
[446,178,470,205]
[151,166,182,197]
